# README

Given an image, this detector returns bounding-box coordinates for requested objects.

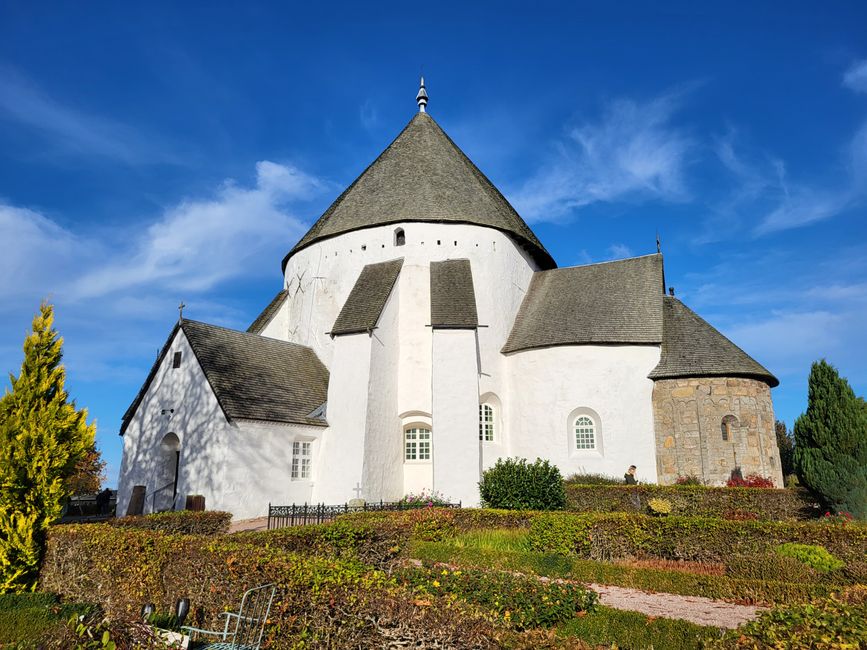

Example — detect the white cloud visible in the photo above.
[0,203,89,300]
[74,161,322,298]
[843,59,867,94]
[712,120,867,237]
[0,65,176,164]
[607,243,633,259]
[511,92,693,222]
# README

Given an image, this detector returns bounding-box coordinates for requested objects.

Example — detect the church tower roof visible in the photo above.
[283,107,555,270]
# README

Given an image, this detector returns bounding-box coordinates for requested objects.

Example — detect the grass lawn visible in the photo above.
[0,592,93,645]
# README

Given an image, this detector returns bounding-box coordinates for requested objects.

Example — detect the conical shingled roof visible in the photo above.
[282,112,555,270]
[649,297,778,387]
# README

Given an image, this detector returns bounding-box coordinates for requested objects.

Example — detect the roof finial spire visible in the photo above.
[178,300,186,323]
[416,76,428,113]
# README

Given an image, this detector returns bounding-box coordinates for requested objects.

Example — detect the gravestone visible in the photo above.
[126,485,146,516]
[185,495,206,511]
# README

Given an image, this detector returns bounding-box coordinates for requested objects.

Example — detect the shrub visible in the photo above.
[675,475,703,486]
[726,474,775,488]
[565,472,623,485]
[526,512,867,565]
[107,510,232,535]
[710,595,867,649]
[394,564,596,630]
[410,540,852,606]
[564,482,819,520]
[478,458,566,510]
[647,498,673,516]
[776,543,846,573]
[38,523,513,648]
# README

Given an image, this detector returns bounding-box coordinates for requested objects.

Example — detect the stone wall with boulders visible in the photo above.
[652,377,784,486]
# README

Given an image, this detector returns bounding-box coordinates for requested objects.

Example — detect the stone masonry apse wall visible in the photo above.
[652,377,784,486]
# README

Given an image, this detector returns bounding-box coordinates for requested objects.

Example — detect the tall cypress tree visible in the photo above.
[794,360,867,519]
[0,304,95,592]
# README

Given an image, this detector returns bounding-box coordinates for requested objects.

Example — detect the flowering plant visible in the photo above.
[399,489,453,508]
[821,510,853,526]
[726,474,775,488]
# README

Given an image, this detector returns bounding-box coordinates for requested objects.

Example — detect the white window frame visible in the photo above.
[291,440,312,480]
[567,407,603,457]
[479,404,495,442]
[574,415,596,450]
[404,426,431,463]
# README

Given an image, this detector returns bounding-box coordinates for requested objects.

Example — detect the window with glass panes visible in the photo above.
[574,416,596,450]
[479,404,494,441]
[291,441,311,479]
[404,427,431,461]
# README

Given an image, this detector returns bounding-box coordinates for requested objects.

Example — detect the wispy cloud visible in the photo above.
[607,243,633,259]
[74,161,325,298]
[0,203,92,300]
[709,118,867,237]
[843,59,867,94]
[0,65,177,164]
[511,91,694,222]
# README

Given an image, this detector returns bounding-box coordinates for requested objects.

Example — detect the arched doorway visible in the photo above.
[153,432,180,512]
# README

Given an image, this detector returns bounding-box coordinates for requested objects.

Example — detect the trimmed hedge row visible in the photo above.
[410,541,856,606]
[107,510,232,535]
[394,564,596,630]
[564,483,820,520]
[38,522,570,649]
[528,512,866,564]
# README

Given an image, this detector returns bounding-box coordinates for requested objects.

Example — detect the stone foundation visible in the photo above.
[652,377,784,487]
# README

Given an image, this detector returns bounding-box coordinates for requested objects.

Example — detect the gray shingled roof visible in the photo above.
[120,320,329,434]
[502,254,665,353]
[331,258,404,335]
[283,112,555,270]
[430,259,478,328]
[247,289,289,334]
[649,297,778,387]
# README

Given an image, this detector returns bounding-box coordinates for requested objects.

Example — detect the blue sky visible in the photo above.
[1,2,866,488]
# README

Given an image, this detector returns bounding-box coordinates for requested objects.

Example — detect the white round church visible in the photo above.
[117,82,783,520]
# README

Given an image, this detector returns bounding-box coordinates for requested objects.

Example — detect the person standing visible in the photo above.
[624,465,637,485]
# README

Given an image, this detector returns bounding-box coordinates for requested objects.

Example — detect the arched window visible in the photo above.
[574,415,596,450]
[479,404,494,441]
[721,415,738,442]
[404,426,431,461]
[394,228,406,246]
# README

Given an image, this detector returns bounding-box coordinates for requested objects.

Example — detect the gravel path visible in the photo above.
[586,582,764,629]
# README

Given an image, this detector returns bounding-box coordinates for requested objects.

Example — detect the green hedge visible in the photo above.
[558,605,721,649]
[528,512,866,564]
[106,510,232,535]
[37,523,551,648]
[394,564,596,630]
[410,541,849,606]
[564,483,820,520]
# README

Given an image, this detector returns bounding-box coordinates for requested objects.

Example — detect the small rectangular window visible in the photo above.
[172,351,182,369]
[291,441,311,479]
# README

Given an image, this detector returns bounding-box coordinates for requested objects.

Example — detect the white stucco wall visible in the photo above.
[256,297,290,340]
[432,329,481,506]
[362,284,403,501]
[313,333,371,504]
[504,345,661,484]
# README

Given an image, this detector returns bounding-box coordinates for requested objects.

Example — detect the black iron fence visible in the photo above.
[267,500,461,530]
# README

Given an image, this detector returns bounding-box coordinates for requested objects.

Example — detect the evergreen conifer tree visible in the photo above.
[0,304,95,592]
[794,360,867,519]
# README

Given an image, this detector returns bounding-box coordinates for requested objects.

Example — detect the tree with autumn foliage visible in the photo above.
[66,445,106,496]
[0,303,95,592]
